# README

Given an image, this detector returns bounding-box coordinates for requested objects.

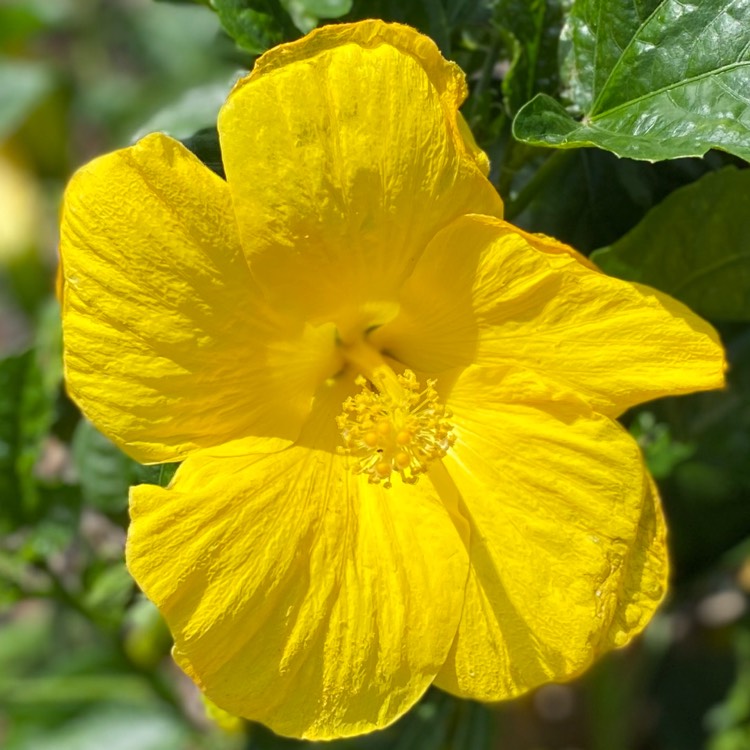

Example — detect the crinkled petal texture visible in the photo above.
[218,21,503,339]
[60,134,340,463]
[126,376,470,739]
[433,366,668,700]
[373,215,725,416]
[368,213,723,698]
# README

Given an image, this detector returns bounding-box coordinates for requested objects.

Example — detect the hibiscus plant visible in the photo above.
[1,2,749,750]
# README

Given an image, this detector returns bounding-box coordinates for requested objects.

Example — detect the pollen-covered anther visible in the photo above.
[336,370,455,488]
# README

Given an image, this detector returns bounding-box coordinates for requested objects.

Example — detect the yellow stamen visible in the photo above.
[336,340,455,488]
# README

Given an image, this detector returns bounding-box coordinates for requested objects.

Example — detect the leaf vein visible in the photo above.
[591,60,750,121]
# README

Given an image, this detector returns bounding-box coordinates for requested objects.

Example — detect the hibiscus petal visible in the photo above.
[217,21,503,340]
[373,214,725,415]
[433,365,667,700]
[60,133,340,463]
[126,375,469,739]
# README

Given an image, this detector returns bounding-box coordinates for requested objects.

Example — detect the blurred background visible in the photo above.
[1,1,749,748]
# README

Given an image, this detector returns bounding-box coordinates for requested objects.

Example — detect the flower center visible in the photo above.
[336,339,454,488]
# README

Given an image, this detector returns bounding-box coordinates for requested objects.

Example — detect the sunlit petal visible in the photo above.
[126,376,469,739]
[433,365,667,699]
[60,133,340,462]
[218,20,503,340]
[374,214,725,414]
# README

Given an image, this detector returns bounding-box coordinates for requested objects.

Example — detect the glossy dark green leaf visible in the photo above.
[180,127,225,179]
[559,0,662,113]
[513,0,750,162]
[591,167,750,321]
[509,147,717,251]
[210,0,296,54]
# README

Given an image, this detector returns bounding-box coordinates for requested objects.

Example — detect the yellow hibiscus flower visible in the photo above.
[59,20,725,740]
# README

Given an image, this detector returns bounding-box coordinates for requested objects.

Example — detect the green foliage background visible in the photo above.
[1,0,749,748]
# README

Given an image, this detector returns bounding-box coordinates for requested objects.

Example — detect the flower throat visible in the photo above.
[337,339,454,488]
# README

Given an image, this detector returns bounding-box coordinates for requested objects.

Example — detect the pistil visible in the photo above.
[337,339,455,488]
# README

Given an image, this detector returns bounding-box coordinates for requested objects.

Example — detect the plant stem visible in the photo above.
[504,148,575,221]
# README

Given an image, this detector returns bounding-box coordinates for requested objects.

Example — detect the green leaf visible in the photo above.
[0,343,58,527]
[131,76,236,143]
[180,126,225,179]
[71,422,136,514]
[83,563,134,623]
[0,605,52,673]
[508,147,716,251]
[559,0,662,113]
[0,353,35,522]
[22,496,81,560]
[706,630,750,749]
[0,57,54,140]
[347,0,491,55]
[155,0,211,5]
[0,5,45,48]
[282,0,352,33]
[133,461,180,488]
[0,550,28,608]
[1,677,153,709]
[648,325,750,578]
[3,704,189,750]
[71,420,179,513]
[210,0,296,54]
[123,598,172,668]
[292,0,351,15]
[450,700,494,750]
[629,411,694,480]
[496,0,563,113]
[34,298,64,396]
[155,462,180,487]
[591,167,750,321]
[513,0,750,162]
